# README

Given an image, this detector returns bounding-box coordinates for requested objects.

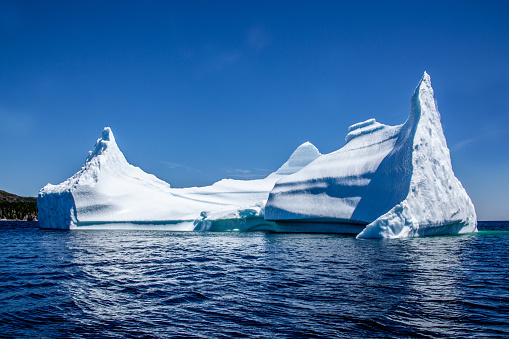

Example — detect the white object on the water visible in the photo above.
[37,128,321,229]
[38,72,476,238]
[265,72,477,238]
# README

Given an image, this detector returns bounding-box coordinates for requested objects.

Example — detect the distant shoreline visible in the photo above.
[0,190,38,221]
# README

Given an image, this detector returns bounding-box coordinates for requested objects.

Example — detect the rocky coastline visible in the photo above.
[0,190,38,221]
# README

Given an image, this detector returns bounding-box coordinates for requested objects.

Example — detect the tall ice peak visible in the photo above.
[102,127,114,142]
[414,71,433,98]
[404,71,437,129]
[265,72,477,238]
[86,127,122,162]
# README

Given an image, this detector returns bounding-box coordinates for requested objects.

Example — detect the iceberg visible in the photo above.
[265,72,477,238]
[38,72,476,238]
[37,128,320,230]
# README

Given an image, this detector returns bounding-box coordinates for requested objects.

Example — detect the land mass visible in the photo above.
[0,190,38,221]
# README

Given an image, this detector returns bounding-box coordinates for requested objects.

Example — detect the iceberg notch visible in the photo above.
[264,72,477,238]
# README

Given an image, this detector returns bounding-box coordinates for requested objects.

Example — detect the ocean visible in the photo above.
[0,221,508,338]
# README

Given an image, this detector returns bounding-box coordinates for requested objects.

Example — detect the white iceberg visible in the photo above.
[37,128,320,230]
[264,72,477,238]
[38,72,477,238]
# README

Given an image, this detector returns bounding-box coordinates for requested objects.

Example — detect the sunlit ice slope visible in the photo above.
[37,128,320,229]
[265,72,477,238]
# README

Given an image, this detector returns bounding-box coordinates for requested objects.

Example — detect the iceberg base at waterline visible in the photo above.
[38,72,477,239]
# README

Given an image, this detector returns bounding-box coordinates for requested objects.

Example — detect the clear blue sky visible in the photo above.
[1,1,508,220]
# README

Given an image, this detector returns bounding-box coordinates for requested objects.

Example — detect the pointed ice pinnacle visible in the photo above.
[357,72,477,238]
[87,127,113,156]
[265,72,477,238]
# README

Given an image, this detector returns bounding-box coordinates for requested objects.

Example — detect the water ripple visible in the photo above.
[0,221,508,337]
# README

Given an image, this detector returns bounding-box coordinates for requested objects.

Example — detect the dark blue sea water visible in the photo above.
[0,221,508,338]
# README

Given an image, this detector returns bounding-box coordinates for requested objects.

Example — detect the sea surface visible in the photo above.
[0,221,508,338]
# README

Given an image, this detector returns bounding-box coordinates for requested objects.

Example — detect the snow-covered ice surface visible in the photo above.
[265,72,477,238]
[37,129,321,230]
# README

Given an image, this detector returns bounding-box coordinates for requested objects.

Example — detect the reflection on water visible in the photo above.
[0,221,508,337]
